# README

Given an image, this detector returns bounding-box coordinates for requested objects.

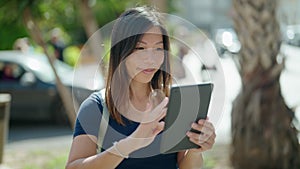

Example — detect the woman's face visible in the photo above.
[125,26,165,84]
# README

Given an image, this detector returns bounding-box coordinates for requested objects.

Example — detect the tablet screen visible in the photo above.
[160,83,213,154]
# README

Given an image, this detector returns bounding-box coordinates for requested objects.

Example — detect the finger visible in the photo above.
[194,133,215,152]
[199,126,214,138]
[199,140,214,150]
[190,123,203,133]
[152,97,168,112]
[189,137,203,146]
[203,120,215,131]
[142,107,167,124]
[198,120,215,131]
[156,108,167,121]
[192,120,215,135]
[189,129,215,143]
[190,123,209,135]
[153,121,165,135]
[144,97,167,115]
[202,131,216,144]
[186,131,208,144]
[200,133,216,150]
[145,102,153,112]
[188,134,215,150]
[190,140,213,152]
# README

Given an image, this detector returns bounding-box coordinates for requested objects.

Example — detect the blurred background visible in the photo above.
[0,0,300,168]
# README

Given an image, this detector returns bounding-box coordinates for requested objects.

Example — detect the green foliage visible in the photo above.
[63,45,81,67]
[0,1,24,24]
[167,0,179,13]
[93,0,129,26]
[0,1,27,49]
[0,0,178,51]
[0,23,28,50]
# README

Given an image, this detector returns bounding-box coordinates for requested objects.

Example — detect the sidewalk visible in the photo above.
[0,164,11,169]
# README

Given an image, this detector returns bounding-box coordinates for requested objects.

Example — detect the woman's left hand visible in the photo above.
[186,119,216,153]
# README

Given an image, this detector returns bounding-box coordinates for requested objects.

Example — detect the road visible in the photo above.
[6,122,73,151]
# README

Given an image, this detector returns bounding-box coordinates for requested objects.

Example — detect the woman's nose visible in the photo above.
[142,50,155,64]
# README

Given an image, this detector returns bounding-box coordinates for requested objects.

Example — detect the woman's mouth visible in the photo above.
[141,68,156,74]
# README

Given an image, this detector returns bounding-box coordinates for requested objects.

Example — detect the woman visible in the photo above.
[66,6,216,169]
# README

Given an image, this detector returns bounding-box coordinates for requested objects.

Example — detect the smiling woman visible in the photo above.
[66,6,216,169]
[125,27,165,84]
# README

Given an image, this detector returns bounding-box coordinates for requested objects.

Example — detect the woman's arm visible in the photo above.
[66,135,127,169]
[177,150,203,169]
[66,134,143,169]
[66,120,166,169]
[177,119,216,169]
[66,101,168,169]
[66,98,168,169]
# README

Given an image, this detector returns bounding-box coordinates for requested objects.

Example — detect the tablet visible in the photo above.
[160,83,213,154]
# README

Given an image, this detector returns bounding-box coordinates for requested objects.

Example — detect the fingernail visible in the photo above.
[186,131,191,136]
[198,119,205,124]
[191,123,196,128]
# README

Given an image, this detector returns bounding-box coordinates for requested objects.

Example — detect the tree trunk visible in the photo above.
[78,0,105,75]
[231,0,300,169]
[23,7,77,128]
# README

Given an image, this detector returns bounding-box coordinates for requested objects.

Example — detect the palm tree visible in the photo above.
[231,0,300,168]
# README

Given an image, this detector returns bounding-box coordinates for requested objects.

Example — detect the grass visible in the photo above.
[202,144,232,169]
[3,147,70,169]
[44,153,68,169]
[3,143,230,169]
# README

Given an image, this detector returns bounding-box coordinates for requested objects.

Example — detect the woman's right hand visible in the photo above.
[128,97,168,149]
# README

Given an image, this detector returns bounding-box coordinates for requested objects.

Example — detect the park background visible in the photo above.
[1,0,300,168]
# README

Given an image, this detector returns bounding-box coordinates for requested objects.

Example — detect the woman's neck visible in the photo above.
[120,81,152,121]
[129,80,151,101]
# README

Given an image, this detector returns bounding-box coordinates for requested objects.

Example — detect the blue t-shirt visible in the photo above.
[74,91,178,169]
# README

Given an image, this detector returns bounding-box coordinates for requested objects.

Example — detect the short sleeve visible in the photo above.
[73,93,103,138]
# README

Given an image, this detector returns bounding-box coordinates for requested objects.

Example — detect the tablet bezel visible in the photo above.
[160,83,213,154]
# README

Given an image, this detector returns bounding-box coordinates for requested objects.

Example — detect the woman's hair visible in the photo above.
[105,6,172,124]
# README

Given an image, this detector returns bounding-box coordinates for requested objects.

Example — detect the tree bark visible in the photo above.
[78,0,106,75]
[231,0,300,168]
[23,7,77,128]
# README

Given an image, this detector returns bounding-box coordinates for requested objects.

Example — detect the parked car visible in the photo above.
[212,28,241,56]
[0,50,104,123]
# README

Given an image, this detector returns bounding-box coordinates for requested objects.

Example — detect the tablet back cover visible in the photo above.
[160,83,213,154]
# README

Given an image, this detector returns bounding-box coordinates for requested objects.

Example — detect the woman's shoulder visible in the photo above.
[77,89,106,120]
[79,89,106,110]
[74,90,106,138]
[88,88,105,102]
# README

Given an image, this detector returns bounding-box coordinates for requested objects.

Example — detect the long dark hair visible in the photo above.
[105,6,171,124]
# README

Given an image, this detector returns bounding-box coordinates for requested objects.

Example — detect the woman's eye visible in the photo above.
[156,48,164,51]
[135,47,144,50]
